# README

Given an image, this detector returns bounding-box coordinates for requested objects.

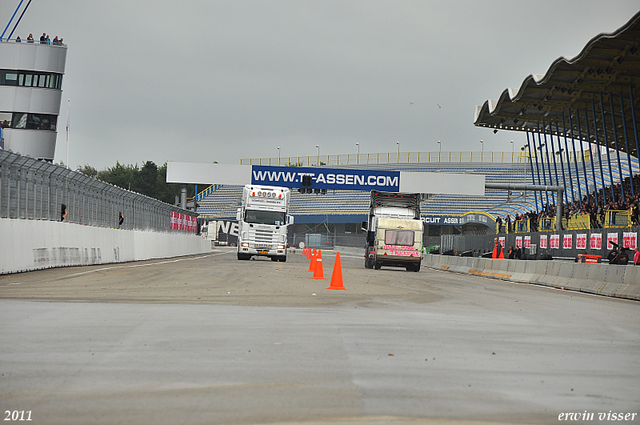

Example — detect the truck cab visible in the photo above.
[362,191,423,272]
[236,185,293,261]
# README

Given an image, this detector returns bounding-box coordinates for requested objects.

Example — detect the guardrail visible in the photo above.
[514,219,530,233]
[564,213,591,230]
[0,150,196,232]
[241,151,530,166]
[195,184,221,201]
[240,149,600,167]
[500,213,629,233]
[605,210,632,228]
[538,218,554,232]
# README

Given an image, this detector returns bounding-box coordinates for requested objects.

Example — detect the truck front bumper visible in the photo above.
[239,246,286,257]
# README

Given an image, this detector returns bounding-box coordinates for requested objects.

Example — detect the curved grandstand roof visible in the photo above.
[474,11,640,156]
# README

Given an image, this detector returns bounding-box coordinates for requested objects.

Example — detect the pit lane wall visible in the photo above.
[1,218,212,275]
[422,254,640,301]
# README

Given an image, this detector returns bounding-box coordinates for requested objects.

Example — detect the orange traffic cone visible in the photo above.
[311,251,325,279]
[307,250,316,272]
[327,252,346,290]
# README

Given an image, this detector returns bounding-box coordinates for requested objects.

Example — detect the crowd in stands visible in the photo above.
[497,173,640,231]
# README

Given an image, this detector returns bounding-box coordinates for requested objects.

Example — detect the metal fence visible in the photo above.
[241,150,531,166]
[0,150,196,232]
[240,150,598,167]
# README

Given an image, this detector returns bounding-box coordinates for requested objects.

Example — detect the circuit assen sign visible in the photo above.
[251,165,399,191]
[423,212,495,227]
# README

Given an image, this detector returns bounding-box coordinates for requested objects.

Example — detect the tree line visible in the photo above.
[76,161,196,205]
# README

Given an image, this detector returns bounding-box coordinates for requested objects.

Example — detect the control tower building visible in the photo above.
[0,38,67,161]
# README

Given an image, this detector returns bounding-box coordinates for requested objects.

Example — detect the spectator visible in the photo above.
[615,247,630,265]
[492,238,504,259]
[118,211,124,226]
[27,33,34,43]
[634,247,640,265]
[533,168,640,230]
[60,204,67,222]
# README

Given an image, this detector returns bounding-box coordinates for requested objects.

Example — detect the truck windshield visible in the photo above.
[384,229,414,246]
[244,209,286,226]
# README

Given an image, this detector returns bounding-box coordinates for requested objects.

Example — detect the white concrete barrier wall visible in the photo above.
[1,218,211,275]
[423,254,640,302]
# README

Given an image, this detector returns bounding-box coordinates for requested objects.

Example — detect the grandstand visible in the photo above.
[196,149,639,236]
[198,151,527,222]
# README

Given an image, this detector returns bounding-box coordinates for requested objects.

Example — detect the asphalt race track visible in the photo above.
[1,248,639,425]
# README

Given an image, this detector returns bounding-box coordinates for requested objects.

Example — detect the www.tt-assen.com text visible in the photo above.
[252,170,399,189]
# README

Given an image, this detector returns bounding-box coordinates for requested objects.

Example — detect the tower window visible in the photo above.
[0,112,57,131]
[0,70,63,89]
[3,72,18,86]
[0,112,11,128]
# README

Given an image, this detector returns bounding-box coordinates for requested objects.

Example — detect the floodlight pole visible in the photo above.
[65,99,70,169]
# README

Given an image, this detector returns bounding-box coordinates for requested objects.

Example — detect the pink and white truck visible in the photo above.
[362,190,423,272]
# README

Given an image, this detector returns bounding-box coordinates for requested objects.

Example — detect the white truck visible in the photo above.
[362,190,423,272]
[236,185,293,261]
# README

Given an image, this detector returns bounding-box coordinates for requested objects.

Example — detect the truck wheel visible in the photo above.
[271,257,278,262]
[364,257,373,269]
[279,256,287,262]
[237,253,250,260]
[374,262,382,270]
[406,263,421,272]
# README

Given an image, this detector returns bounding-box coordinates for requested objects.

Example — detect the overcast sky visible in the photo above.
[2,1,639,170]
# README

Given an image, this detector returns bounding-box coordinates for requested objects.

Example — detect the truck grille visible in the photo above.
[252,229,276,245]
